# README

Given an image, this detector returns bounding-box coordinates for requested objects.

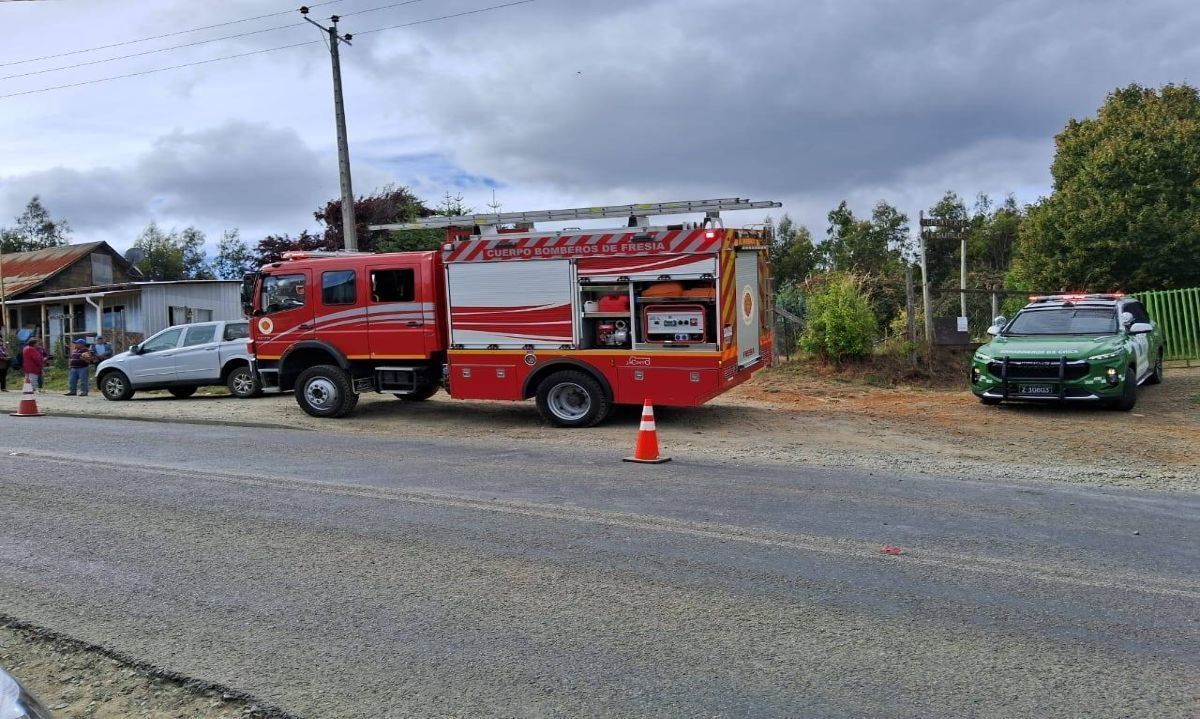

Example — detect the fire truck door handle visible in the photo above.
[406,321,422,327]
[299,323,314,330]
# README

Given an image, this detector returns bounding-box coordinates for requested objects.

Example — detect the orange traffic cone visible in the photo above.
[10,379,45,418]
[623,400,671,464]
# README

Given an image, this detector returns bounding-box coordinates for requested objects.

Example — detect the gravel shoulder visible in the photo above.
[6,364,1197,492]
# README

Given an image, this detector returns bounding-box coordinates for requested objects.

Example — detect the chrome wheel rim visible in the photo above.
[103,375,124,396]
[547,382,591,421]
[232,371,254,395]
[304,377,338,410]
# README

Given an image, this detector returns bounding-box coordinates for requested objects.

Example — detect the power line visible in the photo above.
[0,0,344,69]
[0,0,537,100]
[0,0,435,82]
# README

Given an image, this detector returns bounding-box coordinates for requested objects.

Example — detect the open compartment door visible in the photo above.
[735,251,761,367]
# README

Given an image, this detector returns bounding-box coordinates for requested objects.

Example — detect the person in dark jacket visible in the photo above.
[0,337,10,391]
[21,338,45,392]
[66,338,93,396]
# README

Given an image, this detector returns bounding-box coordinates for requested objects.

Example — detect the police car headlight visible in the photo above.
[1088,350,1122,362]
[973,351,992,362]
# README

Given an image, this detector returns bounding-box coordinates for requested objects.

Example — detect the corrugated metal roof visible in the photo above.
[0,242,106,298]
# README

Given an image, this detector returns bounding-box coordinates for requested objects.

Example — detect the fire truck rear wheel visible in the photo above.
[535,370,610,428]
[295,364,359,418]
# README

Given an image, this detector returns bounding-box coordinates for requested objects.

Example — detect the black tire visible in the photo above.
[227,365,262,398]
[169,386,198,399]
[1146,351,1164,385]
[395,383,439,401]
[99,371,135,401]
[294,364,359,418]
[534,370,610,428]
[1111,367,1138,411]
[979,396,1002,406]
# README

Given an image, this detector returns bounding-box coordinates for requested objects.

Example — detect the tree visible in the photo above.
[922,191,969,289]
[0,196,71,253]
[768,214,816,289]
[252,230,326,267]
[821,201,908,276]
[799,273,878,362]
[314,184,431,252]
[211,230,256,279]
[1011,83,1200,291]
[130,223,213,281]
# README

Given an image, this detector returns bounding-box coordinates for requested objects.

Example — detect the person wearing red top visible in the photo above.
[21,338,45,393]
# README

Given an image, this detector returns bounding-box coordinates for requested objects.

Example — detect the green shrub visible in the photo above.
[799,273,878,361]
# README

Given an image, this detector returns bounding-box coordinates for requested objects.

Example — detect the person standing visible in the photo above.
[66,338,93,396]
[21,338,45,392]
[0,337,10,392]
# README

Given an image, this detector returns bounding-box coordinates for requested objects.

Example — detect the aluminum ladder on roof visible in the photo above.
[368,198,782,232]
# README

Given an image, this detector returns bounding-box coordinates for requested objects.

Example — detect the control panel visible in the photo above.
[643,304,707,344]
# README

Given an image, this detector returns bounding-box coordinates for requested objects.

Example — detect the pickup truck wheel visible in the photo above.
[169,386,198,399]
[1147,351,1164,385]
[395,384,439,401]
[535,370,609,428]
[295,364,358,418]
[227,366,262,398]
[99,371,135,401]
[1111,367,1138,411]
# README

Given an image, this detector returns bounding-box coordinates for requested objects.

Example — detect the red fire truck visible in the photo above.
[244,198,779,426]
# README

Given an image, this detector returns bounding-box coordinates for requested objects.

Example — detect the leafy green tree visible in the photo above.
[822,201,908,276]
[211,230,256,279]
[131,223,213,281]
[922,191,969,289]
[1011,83,1200,291]
[0,196,71,253]
[799,273,878,362]
[767,214,816,288]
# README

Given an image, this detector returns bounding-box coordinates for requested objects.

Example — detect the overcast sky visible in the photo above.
[1,0,1197,257]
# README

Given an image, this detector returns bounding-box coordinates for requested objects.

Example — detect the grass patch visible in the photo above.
[766,346,972,390]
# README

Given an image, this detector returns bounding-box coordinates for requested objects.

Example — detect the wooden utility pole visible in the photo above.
[302,7,358,251]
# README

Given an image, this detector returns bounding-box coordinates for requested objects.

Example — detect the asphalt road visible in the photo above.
[0,416,1197,718]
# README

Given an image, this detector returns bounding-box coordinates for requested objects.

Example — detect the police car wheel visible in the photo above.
[1111,367,1138,411]
[535,370,609,428]
[295,364,359,418]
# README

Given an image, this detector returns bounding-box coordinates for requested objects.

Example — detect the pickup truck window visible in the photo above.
[182,325,217,346]
[261,274,307,314]
[224,323,249,341]
[322,270,357,305]
[142,328,183,353]
[371,269,414,302]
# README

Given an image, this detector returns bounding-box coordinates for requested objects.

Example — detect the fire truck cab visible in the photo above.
[245,198,779,427]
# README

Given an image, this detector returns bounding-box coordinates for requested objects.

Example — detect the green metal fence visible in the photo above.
[1136,288,1200,363]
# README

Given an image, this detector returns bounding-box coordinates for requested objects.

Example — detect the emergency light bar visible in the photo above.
[1029,292,1125,303]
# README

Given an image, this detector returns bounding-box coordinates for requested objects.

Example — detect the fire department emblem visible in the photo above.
[257,317,274,335]
[741,285,755,322]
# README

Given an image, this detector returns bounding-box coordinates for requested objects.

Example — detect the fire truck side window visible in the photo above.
[322,270,357,305]
[261,273,307,314]
[370,269,415,302]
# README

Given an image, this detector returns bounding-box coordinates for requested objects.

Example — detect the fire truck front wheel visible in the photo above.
[294,365,359,418]
[535,370,610,428]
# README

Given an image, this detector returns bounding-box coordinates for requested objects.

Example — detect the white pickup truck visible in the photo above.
[97,320,260,401]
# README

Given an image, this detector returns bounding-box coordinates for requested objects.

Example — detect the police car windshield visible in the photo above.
[1006,307,1117,335]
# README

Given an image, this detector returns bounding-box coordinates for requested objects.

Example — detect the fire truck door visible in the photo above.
[254,270,314,360]
[366,262,430,359]
[735,251,761,367]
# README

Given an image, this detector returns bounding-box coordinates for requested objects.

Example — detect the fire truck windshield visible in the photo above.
[261,273,307,314]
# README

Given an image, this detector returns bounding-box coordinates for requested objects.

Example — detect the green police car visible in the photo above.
[971,294,1164,411]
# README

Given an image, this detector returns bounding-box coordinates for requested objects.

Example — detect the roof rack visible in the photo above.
[369,198,782,232]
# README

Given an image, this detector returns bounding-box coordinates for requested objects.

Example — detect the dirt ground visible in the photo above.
[5,362,1198,491]
[2,363,1197,717]
[0,624,274,718]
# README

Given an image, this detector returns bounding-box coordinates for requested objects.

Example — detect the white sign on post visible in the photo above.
[956,316,969,333]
